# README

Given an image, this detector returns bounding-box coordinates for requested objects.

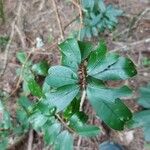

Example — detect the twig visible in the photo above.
[77,137,82,150]
[114,8,150,38]
[0,21,15,77]
[64,14,80,30]
[15,24,26,49]
[79,90,86,111]
[111,38,150,52]
[131,8,150,30]
[55,114,75,133]
[5,49,33,99]
[51,0,64,40]
[0,1,23,77]
[27,129,33,150]
[71,0,83,40]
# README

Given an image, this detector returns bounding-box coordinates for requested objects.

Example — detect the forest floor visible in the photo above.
[0,0,150,150]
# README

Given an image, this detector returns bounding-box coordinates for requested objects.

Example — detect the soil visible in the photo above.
[0,0,150,150]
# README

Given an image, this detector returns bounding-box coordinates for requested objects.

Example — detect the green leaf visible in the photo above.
[18,96,32,113]
[0,138,8,150]
[64,98,80,119]
[87,40,109,73]
[131,110,150,128]
[78,41,94,60]
[138,84,150,108]
[29,112,48,130]
[85,27,92,39]
[92,27,98,36]
[130,110,150,141]
[46,66,78,88]
[144,125,150,141]
[22,67,34,82]
[16,51,27,64]
[1,111,12,129]
[69,113,100,137]
[33,101,56,116]
[81,0,94,10]
[88,52,119,76]
[87,81,132,103]
[79,28,86,41]
[32,60,49,76]
[0,100,12,129]
[28,79,43,98]
[42,81,51,93]
[45,84,80,111]
[16,109,29,134]
[98,0,106,13]
[87,91,132,130]
[59,38,81,72]
[54,130,73,150]
[88,56,137,81]
[43,123,61,145]
[76,125,100,137]
[22,81,30,96]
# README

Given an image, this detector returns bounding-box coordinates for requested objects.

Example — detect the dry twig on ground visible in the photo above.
[51,0,64,40]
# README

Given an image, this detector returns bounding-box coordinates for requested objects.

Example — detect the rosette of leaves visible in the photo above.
[80,0,123,39]
[1,38,137,150]
[128,84,150,142]
[45,38,137,134]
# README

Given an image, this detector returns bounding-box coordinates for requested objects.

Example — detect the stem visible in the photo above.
[79,89,86,111]
[55,114,75,133]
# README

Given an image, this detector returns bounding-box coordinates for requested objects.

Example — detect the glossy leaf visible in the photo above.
[45,84,80,111]
[46,66,78,88]
[87,81,132,103]
[28,79,43,98]
[32,61,49,76]
[87,41,113,74]
[78,41,94,60]
[88,52,119,76]
[64,98,80,119]
[88,56,137,81]
[59,38,81,72]
[87,91,132,130]
[54,130,73,150]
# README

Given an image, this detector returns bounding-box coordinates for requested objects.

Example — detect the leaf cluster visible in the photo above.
[0,38,137,150]
[16,51,49,96]
[45,38,136,133]
[80,0,123,39]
